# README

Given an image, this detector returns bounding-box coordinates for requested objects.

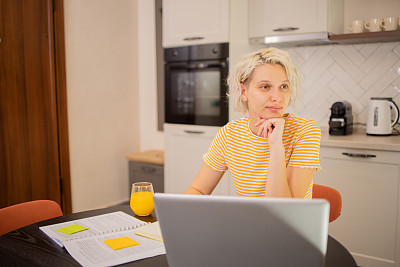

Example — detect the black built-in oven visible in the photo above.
[164,43,229,126]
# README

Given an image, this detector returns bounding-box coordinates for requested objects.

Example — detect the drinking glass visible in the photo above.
[130,182,155,216]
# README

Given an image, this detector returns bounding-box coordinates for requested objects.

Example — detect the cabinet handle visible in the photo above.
[273,27,299,32]
[183,36,205,41]
[342,152,376,158]
[184,130,205,134]
[141,166,156,173]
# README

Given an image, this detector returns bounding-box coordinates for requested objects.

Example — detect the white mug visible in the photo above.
[365,18,383,32]
[347,20,365,33]
[380,17,399,31]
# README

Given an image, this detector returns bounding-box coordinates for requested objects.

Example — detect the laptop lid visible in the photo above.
[154,193,329,267]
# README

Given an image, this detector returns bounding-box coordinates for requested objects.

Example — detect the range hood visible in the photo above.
[249,32,331,47]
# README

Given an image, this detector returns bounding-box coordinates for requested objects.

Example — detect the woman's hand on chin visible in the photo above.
[254,116,285,145]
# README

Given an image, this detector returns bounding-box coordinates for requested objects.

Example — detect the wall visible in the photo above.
[283,42,400,128]
[64,0,140,212]
[137,0,165,151]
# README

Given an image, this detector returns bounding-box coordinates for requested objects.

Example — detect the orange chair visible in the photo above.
[0,200,63,235]
[312,184,342,223]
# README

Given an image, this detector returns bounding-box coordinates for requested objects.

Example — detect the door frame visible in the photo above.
[53,0,72,214]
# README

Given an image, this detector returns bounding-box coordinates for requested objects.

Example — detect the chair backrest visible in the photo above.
[0,200,63,235]
[312,184,342,223]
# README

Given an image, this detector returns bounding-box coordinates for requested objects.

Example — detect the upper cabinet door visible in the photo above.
[162,0,229,48]
[249,0,343,38]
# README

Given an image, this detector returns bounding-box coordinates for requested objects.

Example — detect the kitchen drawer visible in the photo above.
[320,146,400,165]
[128,162,164,194]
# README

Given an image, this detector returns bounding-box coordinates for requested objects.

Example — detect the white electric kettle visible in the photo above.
[366,97,399,135]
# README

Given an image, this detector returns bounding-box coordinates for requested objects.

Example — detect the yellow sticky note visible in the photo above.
[104,236,139,250]
[56,224,89,235]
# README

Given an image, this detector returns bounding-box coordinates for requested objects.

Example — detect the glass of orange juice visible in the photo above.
[130,182,154,216]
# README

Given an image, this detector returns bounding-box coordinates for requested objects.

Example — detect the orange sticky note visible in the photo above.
[104,236,139,250]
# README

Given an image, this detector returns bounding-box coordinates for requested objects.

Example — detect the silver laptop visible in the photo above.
[154,193,329,267]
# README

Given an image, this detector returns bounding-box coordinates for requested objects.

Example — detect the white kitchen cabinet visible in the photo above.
[164,123,234,195]
[162,0,229,48]
[248,0,344,44]
[314,146,400,267]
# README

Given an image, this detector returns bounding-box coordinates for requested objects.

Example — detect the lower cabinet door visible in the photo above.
[315,147,400,267]
[164,123,233,195]
[129,162,164,195]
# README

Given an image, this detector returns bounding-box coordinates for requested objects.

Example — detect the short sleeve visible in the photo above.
[203,125,228,171]
[287,120,321,170]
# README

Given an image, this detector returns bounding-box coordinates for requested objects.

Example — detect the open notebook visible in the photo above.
[40,211,165,266]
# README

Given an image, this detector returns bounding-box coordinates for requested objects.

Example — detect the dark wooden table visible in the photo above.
[0,205,357,267]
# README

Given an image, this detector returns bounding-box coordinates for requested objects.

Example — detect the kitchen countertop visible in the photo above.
[321,128,400,152]
[125,150,164,165]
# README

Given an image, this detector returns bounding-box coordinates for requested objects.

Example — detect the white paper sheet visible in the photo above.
[134,222,163,242]
[63,230,166,267]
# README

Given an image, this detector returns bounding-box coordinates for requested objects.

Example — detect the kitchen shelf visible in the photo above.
[329,30,400,44]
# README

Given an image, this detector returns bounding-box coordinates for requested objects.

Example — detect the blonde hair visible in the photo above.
[227,47,300,113]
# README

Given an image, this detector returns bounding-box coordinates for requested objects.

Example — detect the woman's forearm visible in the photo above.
[265,143,292,198]
[185,186,205,195]
[185,162,225,195]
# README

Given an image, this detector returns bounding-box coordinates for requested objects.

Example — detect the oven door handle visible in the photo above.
[200,62,227,69]
[184,130,206,135]
[167,62,226,70]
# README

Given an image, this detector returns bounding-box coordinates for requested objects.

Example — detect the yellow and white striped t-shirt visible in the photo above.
[203,113,321,199]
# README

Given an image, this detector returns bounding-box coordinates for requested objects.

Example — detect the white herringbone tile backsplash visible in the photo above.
[283,42,400,129]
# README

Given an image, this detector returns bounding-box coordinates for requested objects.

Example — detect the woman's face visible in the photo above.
[241,63,291,120]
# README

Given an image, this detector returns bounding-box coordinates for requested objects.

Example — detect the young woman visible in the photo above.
[185,47,321,199]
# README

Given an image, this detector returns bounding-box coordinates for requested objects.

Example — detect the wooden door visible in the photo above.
[0,0,71,213]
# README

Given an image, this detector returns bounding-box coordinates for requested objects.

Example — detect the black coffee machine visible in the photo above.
[329,101,353,135]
